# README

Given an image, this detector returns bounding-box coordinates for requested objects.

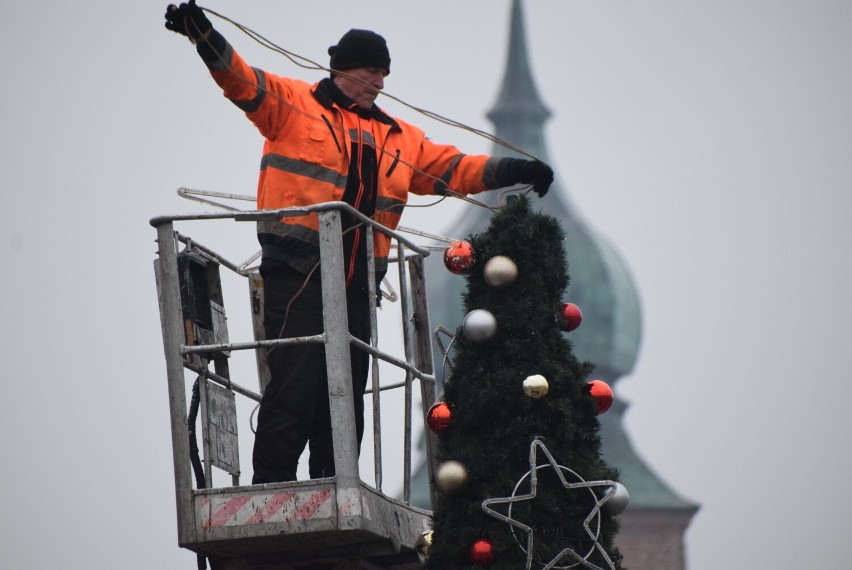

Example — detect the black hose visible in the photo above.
[188,377,207,490]
[188,377,209,570]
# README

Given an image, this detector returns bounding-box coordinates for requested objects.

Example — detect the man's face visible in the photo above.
[334,67,387,109]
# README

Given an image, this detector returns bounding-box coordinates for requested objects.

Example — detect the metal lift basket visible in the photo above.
[152,202,441,569]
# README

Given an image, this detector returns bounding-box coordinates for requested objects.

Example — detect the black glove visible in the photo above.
[164,0,212,40]
[495,158,554,197]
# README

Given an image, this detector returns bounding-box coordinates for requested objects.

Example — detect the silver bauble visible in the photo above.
[483,255,518,288]
[604,482,630,516]
[435,460,469,494]
[463,309,497,342]
[522,374,550,398]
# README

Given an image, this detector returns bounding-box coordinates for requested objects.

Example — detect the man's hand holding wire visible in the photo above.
[164,0,212,40]
[495,158,554,197]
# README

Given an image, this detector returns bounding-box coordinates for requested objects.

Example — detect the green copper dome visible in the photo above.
[412,0,697,514]
[447,0,643,379]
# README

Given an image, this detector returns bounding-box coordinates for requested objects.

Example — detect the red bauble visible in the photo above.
[443,240,476,274]
[427,401,452,433]
[587,380,614,414]
[469,538,495,565]
[559,302,583,332]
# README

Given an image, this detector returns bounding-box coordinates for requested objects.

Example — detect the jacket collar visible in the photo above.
[313,77,400,131]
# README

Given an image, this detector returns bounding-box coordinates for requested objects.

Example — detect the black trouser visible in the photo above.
[252,262,370,484]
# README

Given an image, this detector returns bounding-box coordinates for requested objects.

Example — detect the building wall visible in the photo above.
[615,508,697,570]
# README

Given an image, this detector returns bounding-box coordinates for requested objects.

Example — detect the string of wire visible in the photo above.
[204,7,538,157]
[173,6,541,346]
[192,7,540,208]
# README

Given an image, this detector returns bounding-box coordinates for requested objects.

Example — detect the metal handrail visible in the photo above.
[152,201,438,547]
[150,201,430,257]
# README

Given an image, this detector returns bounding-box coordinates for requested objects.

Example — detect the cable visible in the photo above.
[174,6,545,370]
[188,5,535,210]
[204,7,537,160]
[188,377,207,490]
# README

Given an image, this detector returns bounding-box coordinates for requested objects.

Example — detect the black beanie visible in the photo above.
[328,29,391,74]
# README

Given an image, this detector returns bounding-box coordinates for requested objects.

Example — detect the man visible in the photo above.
[165,1,554,484]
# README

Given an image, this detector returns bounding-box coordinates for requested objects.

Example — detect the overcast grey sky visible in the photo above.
[2,1,851,568]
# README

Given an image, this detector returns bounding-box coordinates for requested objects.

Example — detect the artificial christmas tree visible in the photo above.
[427,196,625,569]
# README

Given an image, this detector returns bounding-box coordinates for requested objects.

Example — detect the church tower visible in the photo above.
[414,1,699,567]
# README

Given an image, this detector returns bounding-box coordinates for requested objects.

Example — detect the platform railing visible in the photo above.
[151,202,440,558]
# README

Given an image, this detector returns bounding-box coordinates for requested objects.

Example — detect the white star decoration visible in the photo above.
[480,438,618,570]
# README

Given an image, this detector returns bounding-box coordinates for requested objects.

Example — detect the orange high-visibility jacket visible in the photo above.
[198,30,503,276]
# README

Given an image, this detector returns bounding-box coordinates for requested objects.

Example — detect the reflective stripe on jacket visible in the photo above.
[198,30,503,275]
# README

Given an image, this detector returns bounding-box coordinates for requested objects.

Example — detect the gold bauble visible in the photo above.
[435,460,469,494]
[415,529,433,563]
[483,255,518,288]
[522,374,549,398]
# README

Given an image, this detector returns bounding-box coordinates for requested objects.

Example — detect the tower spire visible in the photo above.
[487,0,551,158]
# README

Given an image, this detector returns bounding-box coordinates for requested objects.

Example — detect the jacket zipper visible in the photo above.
[321,114,342,153]
[345,118,367,286]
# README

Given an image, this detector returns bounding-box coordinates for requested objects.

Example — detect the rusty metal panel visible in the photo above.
[316,211,361,491]
[192,482,341,545]
[247,271,271,394]
[210,300,229,346]
[358,485,431,554]
[153,224,196,545]
[197,488,334,533]
[188,481,428,567]
[206,380,240,477]
[407,255,439,510]
[193,531,415,568]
